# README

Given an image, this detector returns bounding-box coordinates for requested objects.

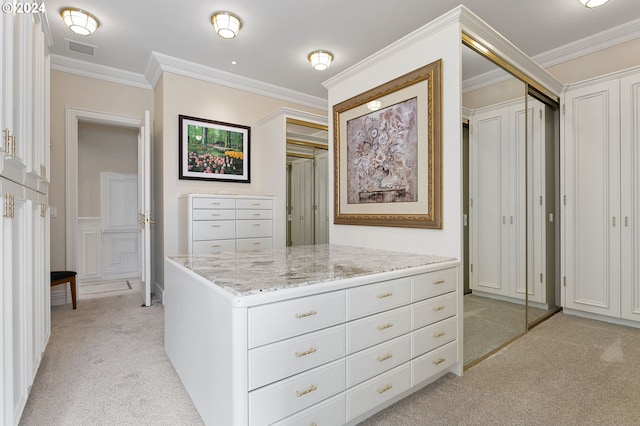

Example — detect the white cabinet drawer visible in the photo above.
[249,291,346,348]
[249,359,345,426]
[346,334,411,387]
[191,239,235,254]
[192,220,235,240]
[192,197,235,209]
[413,268,457,302]
[237,198,273,210]
[272,393,346,426]
[412,341,457,386]
[412,316,457,357]
[236,209,273,220]
[237,219,273,238]
[347,277,412,320]
[236,237,272,252]
[412,292,456,329]
[347,306,411,354]
[347,363,411,422]
[248,325,346,390]
[192,209,235,220]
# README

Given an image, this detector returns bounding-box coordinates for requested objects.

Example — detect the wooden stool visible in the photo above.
[51,271,77,309]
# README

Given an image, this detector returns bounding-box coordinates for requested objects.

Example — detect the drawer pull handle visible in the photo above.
[252,203,261,206]
[432,305,446,312]
[377,323,393,331]
[295,310,317,319]
[211,202,221,205]
[377,353,393,362]
[295,347,317,358]
[252,242,261,245]
[433,280,445,285]
[377,292,393,299]
[432,357,446,365]
[211,244,221,248]
[211,225,221,228]
[252,213,261,216]
[252,223,261,227]
[211,213,221,217]
[376,384,393,394]
[433,331,446,338]
[295,384,318,397]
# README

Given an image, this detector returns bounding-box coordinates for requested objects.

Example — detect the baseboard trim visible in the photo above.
[562,308,640,329]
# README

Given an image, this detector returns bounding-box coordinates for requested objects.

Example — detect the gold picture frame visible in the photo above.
[333,59,442,228]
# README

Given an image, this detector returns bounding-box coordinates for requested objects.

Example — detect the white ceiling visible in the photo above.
[44,0,640,100]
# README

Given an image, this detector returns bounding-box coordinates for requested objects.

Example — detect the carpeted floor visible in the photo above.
[20,292,640,425]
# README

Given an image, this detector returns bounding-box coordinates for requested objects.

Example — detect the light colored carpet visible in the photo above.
[20,293,640,425]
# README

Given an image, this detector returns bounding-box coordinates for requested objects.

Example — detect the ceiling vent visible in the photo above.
[65,38,97,57]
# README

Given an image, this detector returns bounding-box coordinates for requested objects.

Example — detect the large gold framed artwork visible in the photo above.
[333,59,442,228]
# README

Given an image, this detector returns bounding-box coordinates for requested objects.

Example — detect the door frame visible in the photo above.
[64,107,143,276]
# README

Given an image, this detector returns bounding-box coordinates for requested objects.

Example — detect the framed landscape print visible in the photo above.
[178,115,250,183]
[333,59,443,228]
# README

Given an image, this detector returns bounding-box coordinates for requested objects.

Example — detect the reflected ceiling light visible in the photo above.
[60,8,100,36]
[308,50,334,71]
[578,0,610,8]
[211,11,242,39]
[367,100,382,111]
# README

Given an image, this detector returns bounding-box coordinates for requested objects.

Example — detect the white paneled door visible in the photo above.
[138,111,152,306]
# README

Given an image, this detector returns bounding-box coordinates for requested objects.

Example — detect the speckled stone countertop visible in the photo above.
[169,244,456,297]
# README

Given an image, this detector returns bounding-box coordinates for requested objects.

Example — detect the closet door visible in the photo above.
[563,80,620,317]
[621,73,640,321]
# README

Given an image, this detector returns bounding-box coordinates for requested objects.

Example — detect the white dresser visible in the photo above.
[165,245,461,426]
[179,194,274,255]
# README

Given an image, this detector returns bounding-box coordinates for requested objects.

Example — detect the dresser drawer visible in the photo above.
[237,198,273,210]
[413,268,457,302]
[347,363,411,422]
[347,277,412,320]
[248,325,346,390]
[411,340,457,386]
[192,220,235,240]
[192,197,235,209]
[347,306,411,354]
[236,237,272,252]
[412,292,456,329]
[192,209,235,221]
[191,239,235,254]
[237,219,273,238]
[272,393,346,426]
[249,359,345,426]
[412,316,457,357]
[248,291,346,348]
[346,334,411,388]
[236,209,273,220]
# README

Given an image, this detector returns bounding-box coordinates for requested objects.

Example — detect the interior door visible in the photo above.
[137,111,152,306]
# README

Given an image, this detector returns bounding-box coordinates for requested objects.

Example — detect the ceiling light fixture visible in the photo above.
[211,11,242,39]
[308,50,334,71]
[60,8,100,36]
[578,0,610,8]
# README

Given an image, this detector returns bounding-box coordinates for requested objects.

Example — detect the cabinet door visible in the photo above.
[621,73,640,321]
[563,80,621,317]
[0,12,14,180]
[469,107,510,296]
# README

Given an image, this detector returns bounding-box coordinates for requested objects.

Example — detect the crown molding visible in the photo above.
[50,54,152,90]
[147,52,328,111]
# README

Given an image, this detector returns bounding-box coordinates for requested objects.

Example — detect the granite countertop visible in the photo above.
[170,244,456,297]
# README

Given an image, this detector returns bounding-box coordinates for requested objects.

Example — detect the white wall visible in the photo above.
[326,19,463,259]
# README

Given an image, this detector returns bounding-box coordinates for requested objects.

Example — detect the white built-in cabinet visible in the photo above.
[1,9,51,426]
[469,97,549,305]
[562,67,640,323]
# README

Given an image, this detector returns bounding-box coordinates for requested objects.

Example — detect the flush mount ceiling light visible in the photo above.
[578,0,610,8]
[211,11,242,39]
[60,8,100,36]
[308,50,334,71]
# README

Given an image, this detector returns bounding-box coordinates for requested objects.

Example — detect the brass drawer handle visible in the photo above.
[377,292,393,299]
[252,242,261,245]
[376,384,393,394]
[211,244,221,248]
[432,305,446,312]
[252,203,261,206]
[211,202,221,205]
[377,353,393,362]
[432,357,446,365]
[295,347,317,358]
[433,331,446,338]
[296,384,318,397]
[377,323,393,331]
[433,280,445,285]
[211,224,221,228]
[211,213,221,217]
[295,310,317,319]
[252,223,261,226]
[252,213,261,216]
